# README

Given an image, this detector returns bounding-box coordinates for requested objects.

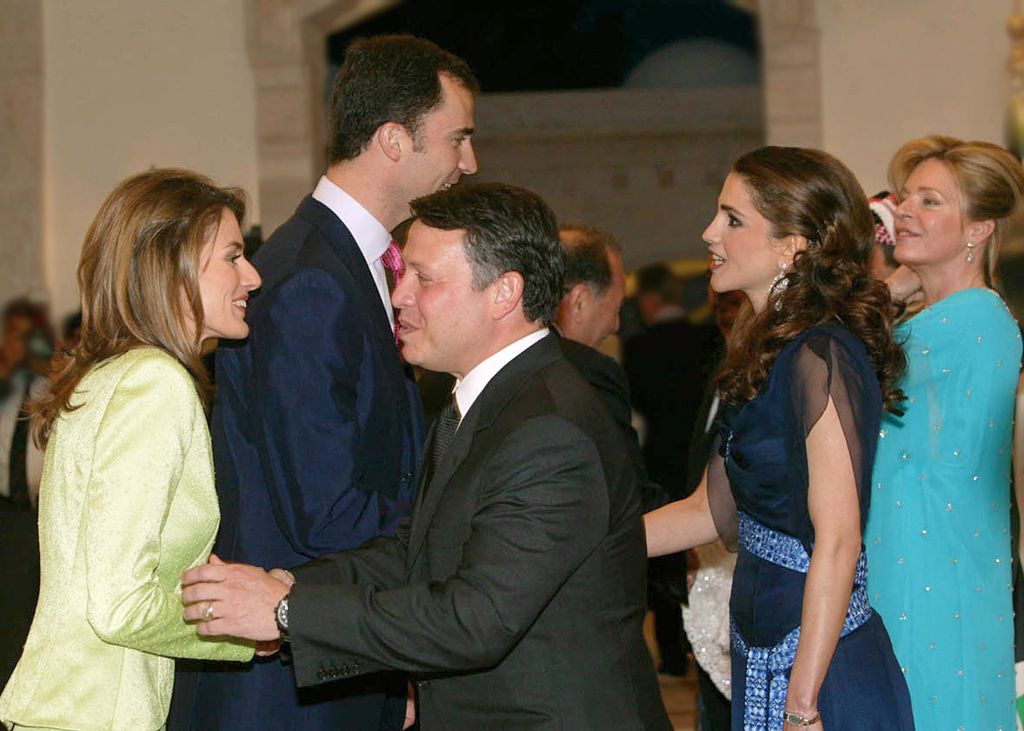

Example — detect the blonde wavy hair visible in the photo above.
[889,135,1024,288]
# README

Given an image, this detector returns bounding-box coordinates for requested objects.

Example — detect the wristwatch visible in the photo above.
[275,595,290,641]
[782,710,820,726]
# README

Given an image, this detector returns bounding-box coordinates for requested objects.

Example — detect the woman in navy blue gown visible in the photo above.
[646,146,915,730]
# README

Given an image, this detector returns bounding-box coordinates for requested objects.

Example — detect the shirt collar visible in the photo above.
[454,328,549,420]
[312,176,390,266]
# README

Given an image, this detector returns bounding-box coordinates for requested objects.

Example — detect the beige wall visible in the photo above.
[817,0,1010,195]
[42,0,259,317]
[473,87,763,269]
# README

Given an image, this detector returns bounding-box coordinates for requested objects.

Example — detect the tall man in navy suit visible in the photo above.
[169,35,478,731]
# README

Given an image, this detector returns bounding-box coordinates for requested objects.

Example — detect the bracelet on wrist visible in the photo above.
[783,709,820,726]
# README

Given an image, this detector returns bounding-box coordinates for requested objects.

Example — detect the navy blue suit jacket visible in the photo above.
[170,196,425,730]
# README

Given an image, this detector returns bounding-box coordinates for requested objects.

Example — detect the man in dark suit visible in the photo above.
[181,183,672,731]
[553,224,629,424]
[169,36,478,731]
[553,224,666,511]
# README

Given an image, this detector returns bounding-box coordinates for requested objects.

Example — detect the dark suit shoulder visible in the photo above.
[557,339,631,432]
[558,339,629,393]
[254,218,343,290]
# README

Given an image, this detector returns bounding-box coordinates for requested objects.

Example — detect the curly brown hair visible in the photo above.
[715,146,906,413]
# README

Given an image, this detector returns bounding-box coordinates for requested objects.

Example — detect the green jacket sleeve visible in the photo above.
[82,353,252,661]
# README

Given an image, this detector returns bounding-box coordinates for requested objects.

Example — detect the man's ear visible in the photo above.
[376,122,407,163]
[491,271,525,319]
[568,283,590,320]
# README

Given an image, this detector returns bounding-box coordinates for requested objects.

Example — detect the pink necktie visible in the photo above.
[381,240,405,343]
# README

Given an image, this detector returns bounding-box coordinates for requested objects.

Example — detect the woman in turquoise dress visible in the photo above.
[866,135,1024,730]
[647,146,913,730]
[0,169,262,730]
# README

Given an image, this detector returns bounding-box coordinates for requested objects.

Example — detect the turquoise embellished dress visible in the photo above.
[866,288,1021,730]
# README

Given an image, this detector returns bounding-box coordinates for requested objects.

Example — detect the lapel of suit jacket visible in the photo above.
[406,334,563,566]
[294,196,412,418]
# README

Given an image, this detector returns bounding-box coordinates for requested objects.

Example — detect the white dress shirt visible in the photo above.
[312,176,396,330]
[453,328,550,423]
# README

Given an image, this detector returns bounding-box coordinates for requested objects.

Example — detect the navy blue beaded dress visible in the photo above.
[714,326,915,731]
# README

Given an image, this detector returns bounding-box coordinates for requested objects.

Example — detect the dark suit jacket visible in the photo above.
[286,334,671,731]
[558,336,666,512]
[624,318,722,498]
[170,196,424,730]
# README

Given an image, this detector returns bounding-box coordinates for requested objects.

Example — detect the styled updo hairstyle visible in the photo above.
[889,135,1024,289]
[716,146,906,413]
[32,168,246,447]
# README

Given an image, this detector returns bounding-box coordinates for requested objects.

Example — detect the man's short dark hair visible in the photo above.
[559,223,621,297]
[410,183,564,324]
[328,35,479,164]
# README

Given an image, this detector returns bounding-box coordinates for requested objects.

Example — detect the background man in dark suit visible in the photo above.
[180,183,671,731]
[553,224,665,511]
[553,224,631,423]
[169,36,478,731]
[624,264,723,676]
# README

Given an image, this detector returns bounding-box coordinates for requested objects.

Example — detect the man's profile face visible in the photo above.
[587,251,626,346]
[556,234,626,349]
[392,220,493,378]
[402,75,478,203]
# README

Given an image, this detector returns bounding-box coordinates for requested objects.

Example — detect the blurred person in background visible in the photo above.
[0,297,52,691]
[681,287,745,731]
[624,263,720,676]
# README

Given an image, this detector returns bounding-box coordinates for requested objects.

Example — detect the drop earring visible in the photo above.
[770,261,789,312]
[965,241,976,264]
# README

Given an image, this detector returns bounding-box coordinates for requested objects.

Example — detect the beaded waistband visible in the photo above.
[738,511,868,585]
[732,511,873,730]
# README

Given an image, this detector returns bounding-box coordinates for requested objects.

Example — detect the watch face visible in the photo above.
[276,597,289,632]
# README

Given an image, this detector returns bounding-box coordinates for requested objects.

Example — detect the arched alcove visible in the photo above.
[245,0,767,266]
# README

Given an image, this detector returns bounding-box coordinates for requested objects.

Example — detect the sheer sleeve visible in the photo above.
[706,434,738,551]
[789,330,881,531]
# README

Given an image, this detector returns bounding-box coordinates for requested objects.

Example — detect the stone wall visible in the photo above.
[0,0,44,304]
[472,87,763,267]
[760,0,821,148]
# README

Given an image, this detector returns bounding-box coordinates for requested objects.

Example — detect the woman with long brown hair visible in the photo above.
[0,168,261,730]
[645,146,914,729]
